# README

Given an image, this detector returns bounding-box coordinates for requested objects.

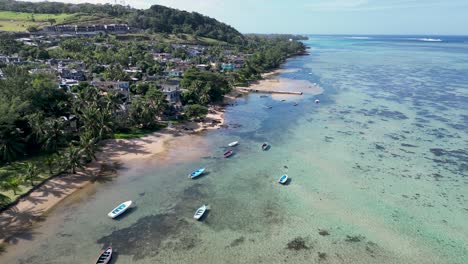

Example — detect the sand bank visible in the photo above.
[237,68,323,100]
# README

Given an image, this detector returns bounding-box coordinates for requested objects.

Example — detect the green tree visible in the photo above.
[0,129,25,162]
[47,18,56,25]
[184,104,208,120]
[79,131,98,162]
[27,25,39,32]
[45,155,56,175]
[24,162,40,186]
[63,146,84,174]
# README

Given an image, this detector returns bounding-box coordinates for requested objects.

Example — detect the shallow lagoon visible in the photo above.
[1,36,467,263]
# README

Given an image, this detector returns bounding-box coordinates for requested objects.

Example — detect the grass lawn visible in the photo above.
[0,20,47,31]
[0,153,62,206]
[0,11,109,31]
[0,11,73,22]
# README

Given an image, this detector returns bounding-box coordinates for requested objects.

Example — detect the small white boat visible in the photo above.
[108,201,132,219]
[189,168,206,179]
[96,246,112,264]
[315,99,320,104]
[228,141,239,147]
[278,174,288,184]
[194,205,207,220]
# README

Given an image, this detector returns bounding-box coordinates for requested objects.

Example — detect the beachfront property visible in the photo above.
[92,80,130,98]
[58,68,86,81]
[161,79,182,104]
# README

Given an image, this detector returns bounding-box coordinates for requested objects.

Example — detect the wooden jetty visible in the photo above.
[239,88,303,95]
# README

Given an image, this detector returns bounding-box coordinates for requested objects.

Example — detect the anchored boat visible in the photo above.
[228,141,239,147]
[194,205,207,220]
[189,168,206,179]
[108,201,132,219]
[278,174,288,184]
[262,143,270,151]
[224,149,234,158]
[95,246,112,264]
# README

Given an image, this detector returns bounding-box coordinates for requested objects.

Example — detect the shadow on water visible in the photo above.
[114,206,137,221]
[97,213,195,261]
[283,178,292,186]
[197,209,210,222]
[190,171,210,180]
[109,251,119,264]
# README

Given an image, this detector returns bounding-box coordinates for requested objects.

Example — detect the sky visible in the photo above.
[24,0,468,35]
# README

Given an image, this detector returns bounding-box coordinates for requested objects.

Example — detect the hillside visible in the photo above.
[0,0,244,43]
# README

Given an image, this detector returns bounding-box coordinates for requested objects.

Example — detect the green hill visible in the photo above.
[0,0,244,43]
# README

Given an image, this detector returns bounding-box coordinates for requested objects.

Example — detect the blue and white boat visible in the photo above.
[108,200,132,219]
[189,168,206,179]
[278,174,288,184]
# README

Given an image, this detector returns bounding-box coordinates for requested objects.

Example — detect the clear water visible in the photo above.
[1,36,467,263]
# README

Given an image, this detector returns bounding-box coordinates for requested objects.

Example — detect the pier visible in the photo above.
[239,88,303,95]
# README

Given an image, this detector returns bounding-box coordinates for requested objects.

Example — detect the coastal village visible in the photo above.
[1,23,249,117]
[0,1,315,262]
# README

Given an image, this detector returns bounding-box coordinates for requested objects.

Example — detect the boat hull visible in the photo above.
[108,201,132,219]
[228,141,239,147]
[224,150,234,158]
[96,247,112,264]
[279,175,288,184]
[189,168,206,179]
[194,205,207,220]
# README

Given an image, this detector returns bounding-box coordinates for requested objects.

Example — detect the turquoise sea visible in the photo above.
[1,35,467,263]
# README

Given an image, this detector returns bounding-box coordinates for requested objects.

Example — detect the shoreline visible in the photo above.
[0,64,304,246]
[0,106,225,244]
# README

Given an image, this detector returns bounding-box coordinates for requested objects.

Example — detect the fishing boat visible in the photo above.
[293,102,299,106]
[315,99,320,104]
[189,168,206,179]
[278,174,288,184]
[228,141,239,147]
[224,149,234,158]
[194,205,207,220]
[262,143,270,151]
[96,246,112,264]
[108,201,132,219]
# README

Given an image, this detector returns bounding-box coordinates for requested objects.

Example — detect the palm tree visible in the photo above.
[96,110,114,139]
[79,106,100,137]
[0,129,26,162]
[64,146,84,174]
[104,91,123,115]
[29,116,65,153]
[41,118,65,153]
[1,176,21,195]
[79,131,98,162]
[24,162,40,186]
[44,155,55,175]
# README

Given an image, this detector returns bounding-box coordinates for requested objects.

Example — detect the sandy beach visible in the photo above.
[0,106,225,245]
[0,69,306,246]
[237,68,323,100]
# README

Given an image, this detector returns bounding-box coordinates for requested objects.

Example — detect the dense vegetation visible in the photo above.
[0,0,244,43]
[231,35,307,85]
[127,5,244,44]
